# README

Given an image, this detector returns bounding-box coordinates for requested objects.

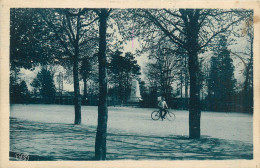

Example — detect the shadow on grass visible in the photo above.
[10,117,253,161]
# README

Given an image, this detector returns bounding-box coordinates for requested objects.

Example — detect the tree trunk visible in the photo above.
[83,77,87,104]
[95,9,108,160]
[73,44,81,125]
[184,55,189,110]
[186,11,201,139]
[180,72,183,99]
[188,51,201,139]
[73,13,82,125]
[243,37,253,112]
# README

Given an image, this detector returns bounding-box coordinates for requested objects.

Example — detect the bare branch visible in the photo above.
[81,17,99,27]
[38,10,74,57]
[92,9,101,17]
[158,11,186,35]
[62,16,75,45]
[79,37,98,46]
[65,13,76,42]
[164,9,182,19]
[199,15,247,50]
[144,10,186,49]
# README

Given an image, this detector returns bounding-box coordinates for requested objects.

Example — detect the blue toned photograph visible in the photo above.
[9,8,253,161]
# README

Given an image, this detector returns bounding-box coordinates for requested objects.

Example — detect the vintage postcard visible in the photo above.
[0,0,259,168]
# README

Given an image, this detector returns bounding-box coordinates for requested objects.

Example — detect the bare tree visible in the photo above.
[36,8,98,124]
[125,9,249,138]
[93,8,113,160]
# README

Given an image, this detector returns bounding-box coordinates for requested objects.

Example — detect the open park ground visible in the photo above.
[10,104,253,160]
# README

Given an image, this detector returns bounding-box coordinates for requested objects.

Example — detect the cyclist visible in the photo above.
[158,97,168,120]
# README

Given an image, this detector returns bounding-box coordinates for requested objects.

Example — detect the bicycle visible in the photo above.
[151,109,176,121]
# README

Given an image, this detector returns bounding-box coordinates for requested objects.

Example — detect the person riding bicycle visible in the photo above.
[158,97,168,120]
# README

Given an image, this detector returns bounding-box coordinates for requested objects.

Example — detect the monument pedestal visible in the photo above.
[128,79,141,104]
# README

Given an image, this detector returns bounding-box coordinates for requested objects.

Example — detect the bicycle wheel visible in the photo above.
[166,111,176,121]
[151,111,160,120]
